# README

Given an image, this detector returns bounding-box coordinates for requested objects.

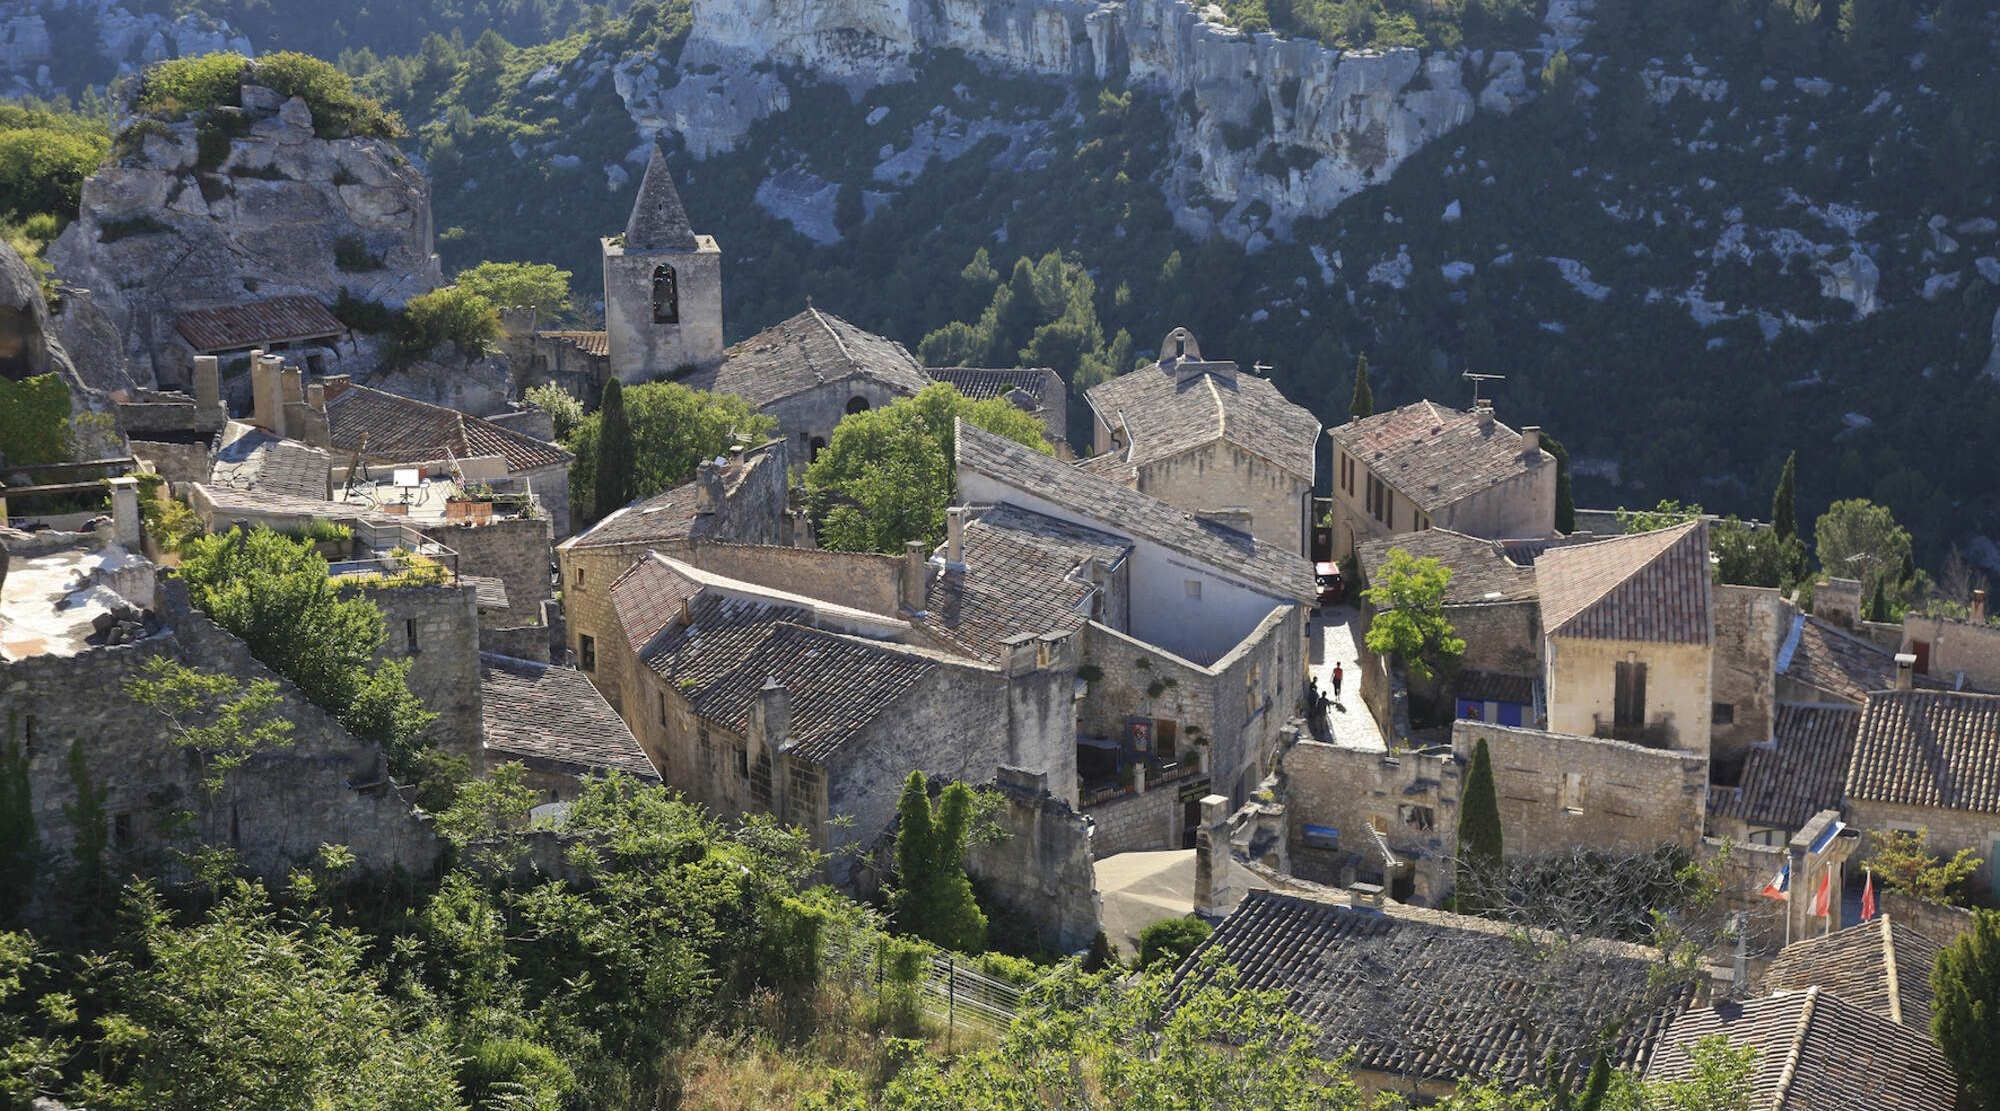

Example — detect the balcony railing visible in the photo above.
[327,520,459,585]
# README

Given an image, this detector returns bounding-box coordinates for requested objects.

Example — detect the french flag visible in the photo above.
[1761,862,1791,901]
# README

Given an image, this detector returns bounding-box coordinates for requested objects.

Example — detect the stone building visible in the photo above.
[172,296,349,373]
[1844,687,2000,897]
[1081,328,1320,554]
[355,579,484,763]
[1901,589,2000,692]
[1184,888,1689,1100]
[1711,702,1862,848]
[1537,521,1714,755]
[555,438,791,709]
[603,553,1077,885]
[2,533,437,881]
[1644,989,1956,1111]
[478,651,658,803]
[925,366,1069,450]
[1326,399,1556,561]
[677,306,931,464]
[601,145,724,382]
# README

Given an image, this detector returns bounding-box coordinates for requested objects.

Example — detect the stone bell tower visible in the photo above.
[602,143,724,382]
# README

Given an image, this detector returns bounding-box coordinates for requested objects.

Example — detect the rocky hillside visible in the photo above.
[48,56,440,389]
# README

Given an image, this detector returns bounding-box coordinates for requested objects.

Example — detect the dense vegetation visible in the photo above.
[135,51,400,139]
[554,378,775,526]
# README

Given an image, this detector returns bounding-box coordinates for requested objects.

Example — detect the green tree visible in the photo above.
[395,285,501,361]
[451,260,571,332]
[1456,737,1504,911]
[1711,517,1808,589]
[1361,549,1467,682]
[1616,499,1702,534]
[806,382,1051,553]
[126,659,296,796]
[565,380,773,524]
[1933,909,2000,1111]
[1868,828,1982,905]
[1772,451,1798,541]
[522,382,584,442]
[890,773,987,952]
[593,377,634,520]
[1350,352,1374,421]
[1815,498,1914,611]
[1541,431,1576,535]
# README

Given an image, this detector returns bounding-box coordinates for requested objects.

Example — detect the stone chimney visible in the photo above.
[1474,401,1496,430]
[1895,652,1916,690]
[1521,425,1541,455]
[249,350,279,434]
[946,506,969,566]
[751,679,791,755]
[694,459,722,515]
[901,540,929,613]
[1972,588,1987,625]
[192,355,221,411]
[106,476,142,550]
[1813,577,1863,630]
[1349,882,1386,911]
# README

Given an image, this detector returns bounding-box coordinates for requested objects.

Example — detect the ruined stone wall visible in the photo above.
[130,440,215,488]
[1455,721,1707,859]
[1134,439,1312,556]
[1278,738,1458,902]
[1448,601,1541,677]
[3,581,438,884]
[351,582,483,763]
[1711,585,1785,777]
[1877,890,1978,943]
[1084,784,1179,857]
[963,768,1100,953]
[420,516,554,632]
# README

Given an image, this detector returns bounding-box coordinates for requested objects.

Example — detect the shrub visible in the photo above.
[253,52,400,139]
[0,373,75,467]
[333,234,383,272]
[1137,916,1213,970]
[332,288,397,334]
[394,285,500,360]
[136,53,248,117]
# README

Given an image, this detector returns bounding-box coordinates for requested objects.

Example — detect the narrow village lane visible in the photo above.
[1308,603,1387,752]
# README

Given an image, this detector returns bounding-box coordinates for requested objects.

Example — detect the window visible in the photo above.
[1156,719,1179,762]
[21,714,32,756]
[736,743,750,780]
[810,436,827,460]
[1416,512,1430,532]
[1184,579,1202,600]
[575,566,586,587]
[651,263,680,324]
[845,396,870,415]
[1712,702,1735,725]
[1399,804,1435,831]
[405,618,419,654]
[1340,452,1354,497]
[1748,828,1787,847]
[659,691,669,725]
[579,634,597,672]
[1614,660,1647,730]
[1561,772,1584,813]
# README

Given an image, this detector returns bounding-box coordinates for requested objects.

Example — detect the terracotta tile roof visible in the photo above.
[1644,989,1957,1111]
[174,296,344,352]
[1778,613,1940,704]
[1847,689,2000,812]
[1761,917,1945,1029]
[1713,702,1861,831]
[1355,528,1539,606]
[609,555,711,654]
[478,653,658,780]
[1182,891,1687,1089]
[681,307,928,409]
[538,330,609,358]
[1329,401,1552,515]
[921,503,1132,660]
[322,381,572,474]
[1085,359,1320,480]
[209,425,331,501]
[1536,521,1711,644]
[956,421,1315,603]
[925,367,1057,407]
[624,144,700,251]
[1455,669,1535,705]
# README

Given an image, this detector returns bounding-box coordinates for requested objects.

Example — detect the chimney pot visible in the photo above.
[1474,402,1495,429]
[1521,425,1541,455]
[1894,653,1916,691]
[1973,589,1988,625]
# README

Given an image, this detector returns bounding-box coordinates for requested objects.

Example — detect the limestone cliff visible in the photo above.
[0,0,252,97]
[627,0,1532,237]
[48,70,441,389]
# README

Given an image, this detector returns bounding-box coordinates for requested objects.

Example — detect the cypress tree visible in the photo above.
[1867,578,1893,623]
[1349,353,1374,421]
[1932,909,2000,1111]
[1456,738,1504,912]
[891,771,936,940]
[1541,431,1576,535]
[594,377,634,520]
[1772,451,1798,540]
[929,782,988,953]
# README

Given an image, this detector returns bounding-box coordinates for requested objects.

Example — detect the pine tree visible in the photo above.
[1456,738,1504,912]
[1932,909,2000,1111]
[594,377,634,521]
[1349,353,1374,421]
[1772,451,1798,540]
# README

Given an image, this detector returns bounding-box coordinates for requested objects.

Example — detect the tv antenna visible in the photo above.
[1462,371,1505,407]
[1252,361,1275,375]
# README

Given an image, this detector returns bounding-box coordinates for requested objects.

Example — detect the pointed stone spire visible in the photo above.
[624,143,699,252]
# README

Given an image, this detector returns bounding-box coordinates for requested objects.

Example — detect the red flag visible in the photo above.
[1811,866,1833,918]
[1861,870,1877,921]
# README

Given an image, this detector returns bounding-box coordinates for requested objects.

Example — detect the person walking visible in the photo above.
[1331,662,1344,704]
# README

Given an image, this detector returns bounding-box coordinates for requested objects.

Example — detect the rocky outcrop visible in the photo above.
[1,240,107,445]
[0,0,251,96]
[48,72,441,389]
[629,0,1534,237]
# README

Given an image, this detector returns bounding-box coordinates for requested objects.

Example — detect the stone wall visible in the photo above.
[682,541,905,616]
[1084,783,1179,857]
[963,767,1101,953]
[1133,439,1312,557]
[3,579,439,884]
[420,515,554,632]
[350,582,484,763]
[1547,635,1712,756]
[1454,721,1708,859]
[480,622,553,662]
[1278,738,1457,903]
[764,378,928,472]
[603,238,725,382]
[130,439,215,488]
[1449,601,1541,676]
[1877,890,1978,943]
[1903,612,2000,692]
[1711,585,1785,779]
[1699,836,1791,958]
[1847,799,2000,899]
